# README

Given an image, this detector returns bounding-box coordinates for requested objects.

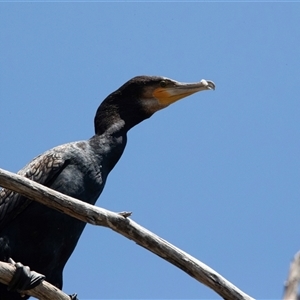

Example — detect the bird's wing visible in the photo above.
[0,151,69,230]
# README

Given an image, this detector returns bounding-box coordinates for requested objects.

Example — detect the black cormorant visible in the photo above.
[0,75,215,299]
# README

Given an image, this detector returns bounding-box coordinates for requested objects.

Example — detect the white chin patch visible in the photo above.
[143,98,165,114]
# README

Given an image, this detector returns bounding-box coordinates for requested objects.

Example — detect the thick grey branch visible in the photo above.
[0,261,70,300]
[0,167,254,300]
[283,251,300,300]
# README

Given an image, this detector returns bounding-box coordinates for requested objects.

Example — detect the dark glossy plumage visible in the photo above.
[0,75,214,299]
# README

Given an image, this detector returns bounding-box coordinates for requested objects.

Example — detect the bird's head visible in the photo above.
[95,75,215,134]
[118,75,215,113]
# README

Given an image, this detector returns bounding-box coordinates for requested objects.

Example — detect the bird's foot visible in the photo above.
[8,259,45,292]
[118,211,132,218]
[70,293,79,300]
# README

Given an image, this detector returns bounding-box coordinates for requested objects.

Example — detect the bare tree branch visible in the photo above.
[0,167,254,300]
[283,251,300,300]
[0,261,70,300]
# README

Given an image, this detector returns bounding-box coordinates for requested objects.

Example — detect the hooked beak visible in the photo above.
[152,79,215,107]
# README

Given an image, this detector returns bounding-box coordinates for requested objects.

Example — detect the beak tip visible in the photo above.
[200,79,215,90]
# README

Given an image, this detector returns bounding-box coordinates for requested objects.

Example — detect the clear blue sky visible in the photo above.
[0,2,299,300]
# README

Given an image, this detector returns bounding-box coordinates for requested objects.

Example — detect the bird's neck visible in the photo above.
[89,128,127,175]
[94,95,152,136]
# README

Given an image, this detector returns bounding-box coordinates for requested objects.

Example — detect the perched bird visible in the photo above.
[0,75,215,299]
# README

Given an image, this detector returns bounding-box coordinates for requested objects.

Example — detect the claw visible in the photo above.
[70,293,79,300]
[7,260,45,292]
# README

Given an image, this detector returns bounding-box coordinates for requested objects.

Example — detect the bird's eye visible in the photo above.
[160,80,167,88]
